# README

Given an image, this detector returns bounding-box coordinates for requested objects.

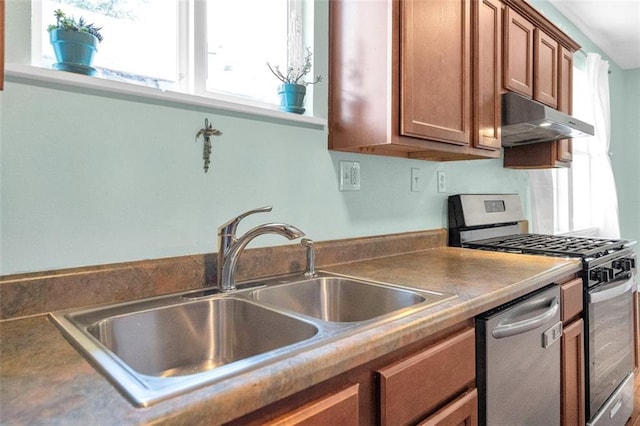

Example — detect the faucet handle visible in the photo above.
[218,206,273,237]
[301,238,317,278]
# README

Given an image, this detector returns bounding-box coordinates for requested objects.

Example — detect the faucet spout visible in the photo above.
[218,222,305,292]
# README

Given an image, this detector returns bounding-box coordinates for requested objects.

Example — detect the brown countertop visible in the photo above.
[0,246,581,425]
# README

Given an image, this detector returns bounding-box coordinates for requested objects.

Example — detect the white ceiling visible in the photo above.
[548,0,640,69]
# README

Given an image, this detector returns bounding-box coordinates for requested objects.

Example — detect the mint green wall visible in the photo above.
[1,0,637,275]
[0,0,530,275]
[620,69,640,244]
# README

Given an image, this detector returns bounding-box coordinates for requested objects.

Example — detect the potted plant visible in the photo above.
[267,47,322,114]
[47,9,103,76]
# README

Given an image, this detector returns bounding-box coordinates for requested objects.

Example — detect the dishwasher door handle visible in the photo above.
[492,296,560,339]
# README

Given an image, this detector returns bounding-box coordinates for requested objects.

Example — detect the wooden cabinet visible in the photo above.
[501,1,581,169]
[534,29,559,108]
[556,46,574,164]
[329,0,501,162]
[377,327,476,426]
[503,7,534,97]
[231,322,475,426]
[264,385,359,426]
[400,0,471,146]
[560,278,586,426]
[474,0,504,151]
[502,6,559,108]
[419,389,478,426]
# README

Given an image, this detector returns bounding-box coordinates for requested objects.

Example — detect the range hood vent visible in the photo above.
[501,92,594,147]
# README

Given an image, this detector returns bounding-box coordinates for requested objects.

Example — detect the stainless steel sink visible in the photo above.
[50,272,454,407]
[86,298,318,377]
[249,276,427,322]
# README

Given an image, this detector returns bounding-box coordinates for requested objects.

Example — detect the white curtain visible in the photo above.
[527,53,620,238]
[528,169,554,234]
[585,53,620,238]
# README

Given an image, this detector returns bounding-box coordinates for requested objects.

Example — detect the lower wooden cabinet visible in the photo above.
[561,318,585,426]
[230,322,475,425]
[377,327,476,426]
[264,385,359,426]
[419,389,478,426]
[560,277,585,426]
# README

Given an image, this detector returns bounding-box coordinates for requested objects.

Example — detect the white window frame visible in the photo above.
[551,63,598,237]
[24,0,322,124]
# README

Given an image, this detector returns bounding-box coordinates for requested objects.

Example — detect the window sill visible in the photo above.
[4,64,327,130]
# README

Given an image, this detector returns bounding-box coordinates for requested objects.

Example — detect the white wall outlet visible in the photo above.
[411,167,423,192]
[437,171,446,193]
[339,161,361,191]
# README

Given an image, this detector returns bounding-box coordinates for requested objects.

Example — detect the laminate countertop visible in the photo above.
[0,247,581,425]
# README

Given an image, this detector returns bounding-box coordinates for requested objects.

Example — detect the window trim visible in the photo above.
[4,63,327,129]
[27,0,322,122]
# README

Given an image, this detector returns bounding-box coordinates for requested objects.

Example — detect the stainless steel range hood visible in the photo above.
[501,92,594,147]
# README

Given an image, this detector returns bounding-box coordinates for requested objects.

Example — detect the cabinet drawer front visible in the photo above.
[418,388,478,426]
[561,278,583,322]
[265,385,359,426]
[378,328,475,426]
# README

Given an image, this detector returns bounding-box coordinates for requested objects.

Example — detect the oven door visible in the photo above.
[586,270,635,422]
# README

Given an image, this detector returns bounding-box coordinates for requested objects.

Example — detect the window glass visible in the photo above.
[40,0,179,89]
[205,0,288,104]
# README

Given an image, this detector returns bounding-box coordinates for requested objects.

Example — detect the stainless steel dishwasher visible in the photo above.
[476,284,562,426]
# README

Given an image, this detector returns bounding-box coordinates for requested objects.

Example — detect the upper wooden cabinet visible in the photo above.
[400,0,472,146]
[329,0,501,161]
[503,7,534,97]
[502,0,581,169]
[534,29,559,108]
[503,6,559,108]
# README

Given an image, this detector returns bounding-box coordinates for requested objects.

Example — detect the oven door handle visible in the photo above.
[492,296,559,339]
[589,273,634,304]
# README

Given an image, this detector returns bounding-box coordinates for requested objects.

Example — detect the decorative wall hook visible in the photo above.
[195,118,222,173]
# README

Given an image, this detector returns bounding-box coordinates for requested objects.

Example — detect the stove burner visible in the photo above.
[465,233,626,258]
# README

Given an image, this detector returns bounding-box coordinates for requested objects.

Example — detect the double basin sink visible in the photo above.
[50,272,454,407]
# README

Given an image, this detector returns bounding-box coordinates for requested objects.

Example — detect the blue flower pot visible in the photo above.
[50,29,98,76]
[278,83,306,114]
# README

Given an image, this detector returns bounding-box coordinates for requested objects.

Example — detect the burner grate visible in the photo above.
[466,233,625,258]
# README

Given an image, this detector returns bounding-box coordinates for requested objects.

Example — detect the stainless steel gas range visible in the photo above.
[448,193,637,426]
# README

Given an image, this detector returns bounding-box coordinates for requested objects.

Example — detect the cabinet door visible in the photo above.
[377,328,475,426]
[556,46,573,163]
[534,29,559,108]
[418,389,478,426]
[401,0,471,146]
[503,7,534,97]
[473,0,502,151]
[561,319,585,426]
[264,385,359,426]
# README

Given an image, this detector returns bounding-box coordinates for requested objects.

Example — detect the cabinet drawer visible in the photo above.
[264,384,359,426]
[418,388,478,426]
[561,278,583,322]
[377,328,475,426]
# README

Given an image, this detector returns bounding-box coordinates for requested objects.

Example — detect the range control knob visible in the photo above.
[590,268,612,283]
[613,259,636,271]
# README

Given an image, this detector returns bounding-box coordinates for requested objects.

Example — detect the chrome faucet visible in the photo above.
[217,206,305,292]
